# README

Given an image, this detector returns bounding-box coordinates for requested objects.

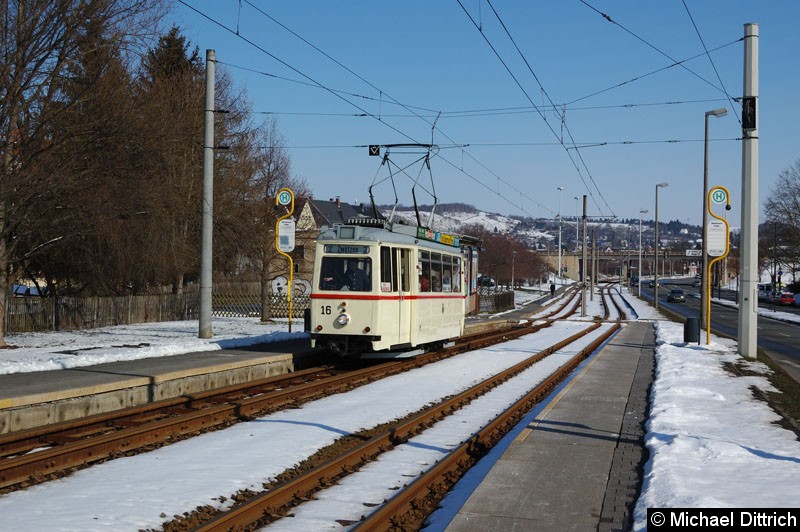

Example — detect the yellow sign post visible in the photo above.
[275,188,295,332]
[705,185,731,344]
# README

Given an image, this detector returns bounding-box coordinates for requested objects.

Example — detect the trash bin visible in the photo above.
[684,317,700,343]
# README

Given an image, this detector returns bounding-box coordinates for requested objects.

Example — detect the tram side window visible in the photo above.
[319,257,372,291]
[442,255,452,293]
[419,251,431,292]
[430,253,443,292]
[400,249,410,292]
[379,246,397,292]
[452,257,461,293]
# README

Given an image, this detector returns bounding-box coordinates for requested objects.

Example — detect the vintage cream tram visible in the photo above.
[309,218,471,357]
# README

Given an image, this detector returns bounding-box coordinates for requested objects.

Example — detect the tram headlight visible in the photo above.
[336,313,350,326]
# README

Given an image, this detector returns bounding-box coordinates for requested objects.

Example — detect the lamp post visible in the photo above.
[655,182,669,309]
[574,196,580,252]
[638,209,648,297]
[701,107,728,330]
[557,186,564,281]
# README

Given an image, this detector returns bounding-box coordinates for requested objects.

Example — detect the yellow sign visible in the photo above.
[275,188,295,332]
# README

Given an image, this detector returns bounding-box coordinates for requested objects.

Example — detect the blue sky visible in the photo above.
[171,1,799,227]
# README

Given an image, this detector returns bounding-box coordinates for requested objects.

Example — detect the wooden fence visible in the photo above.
[3,291,311,333]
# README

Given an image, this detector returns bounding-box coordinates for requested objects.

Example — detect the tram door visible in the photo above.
[380,246,412,346]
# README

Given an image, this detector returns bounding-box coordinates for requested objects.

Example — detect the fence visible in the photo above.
[3,289,311,333]
[478,288,515,314]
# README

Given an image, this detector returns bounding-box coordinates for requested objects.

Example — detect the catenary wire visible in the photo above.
[681,0,742,125]
[179,0,555,218]
[455,0,608,217]
[486,0,614,216]
[577,0,727,95]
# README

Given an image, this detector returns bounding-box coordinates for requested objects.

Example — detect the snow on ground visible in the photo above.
[0,284,798,531]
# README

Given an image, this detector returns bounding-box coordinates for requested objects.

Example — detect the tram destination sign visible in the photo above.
[417,227,460,247]
[324,244,369,254]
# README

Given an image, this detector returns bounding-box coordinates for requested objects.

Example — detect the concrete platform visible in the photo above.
[442,320,655,532]
[0,339,320,434]
[0,302,552,435]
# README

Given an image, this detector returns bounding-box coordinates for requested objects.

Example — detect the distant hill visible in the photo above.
[376,203,705,252]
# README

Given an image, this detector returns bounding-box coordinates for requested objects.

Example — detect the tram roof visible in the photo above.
[317,218,478,253]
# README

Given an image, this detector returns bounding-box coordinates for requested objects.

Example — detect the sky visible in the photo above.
[168,1,800,227]
[1,288,799,530]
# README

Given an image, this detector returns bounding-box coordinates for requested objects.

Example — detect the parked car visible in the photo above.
[667,289,686,303]
[477,275,496,287]
[778,292,795,306]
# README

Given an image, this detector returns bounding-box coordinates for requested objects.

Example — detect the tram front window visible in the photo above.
[319,257,372,291]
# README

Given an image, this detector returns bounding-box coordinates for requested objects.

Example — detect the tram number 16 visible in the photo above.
[320,305,332,315]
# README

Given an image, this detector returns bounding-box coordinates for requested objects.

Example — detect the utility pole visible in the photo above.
[738,23,759,359]
[590,230,596,301]
[557,186,564,282]
[581,195,587,317]
[199,49,215,339]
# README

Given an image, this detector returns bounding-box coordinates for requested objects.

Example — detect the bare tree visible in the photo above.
[0,0,163,346]
[764,160,800,246]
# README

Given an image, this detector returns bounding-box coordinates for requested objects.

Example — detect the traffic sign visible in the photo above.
[277,190,292,206]
[685,249,702,257]
[707,219,727,256]
[711,189,727,204]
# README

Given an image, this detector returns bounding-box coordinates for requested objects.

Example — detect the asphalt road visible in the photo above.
[634,279,800,384]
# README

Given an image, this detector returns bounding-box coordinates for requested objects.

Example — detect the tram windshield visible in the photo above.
[319,257,372,291]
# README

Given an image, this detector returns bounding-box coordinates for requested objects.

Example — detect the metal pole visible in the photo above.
[738,23,759,359]
[511,251,516,290]
[581,195,587,317]
[590,230,596,301]
[639,209,647,298]
[654,183,668,309]
[557,186,564,281]
[574,196,579,252]
[199,49,215,339]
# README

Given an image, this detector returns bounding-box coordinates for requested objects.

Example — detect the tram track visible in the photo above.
[175,296,622,531]
[0,289,586,493]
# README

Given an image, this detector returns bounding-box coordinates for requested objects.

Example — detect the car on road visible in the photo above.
[667,289,686,303]
[648,280,659,288]
[779,292,795,306]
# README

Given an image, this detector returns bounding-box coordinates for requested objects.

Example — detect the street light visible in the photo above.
[574,196,580,251]
[639,209,648,297]
[701,107,728,330]
[557,186,564,281]
[655,182,669,309]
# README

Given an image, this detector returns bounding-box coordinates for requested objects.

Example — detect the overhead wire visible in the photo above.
[681,0,742,125]
[178,0,555,218]
[485,0,615,216]
[565,38,742,106]
[455,0,607,217]
[577,0,727,95]
[237,0,560,217]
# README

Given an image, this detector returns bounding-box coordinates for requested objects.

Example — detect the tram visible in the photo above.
[309,217,472,357]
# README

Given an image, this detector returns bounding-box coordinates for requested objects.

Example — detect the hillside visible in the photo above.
[380,203,704,252]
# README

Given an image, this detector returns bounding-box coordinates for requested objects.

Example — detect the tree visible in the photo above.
[764,160,800,254]
[0,0,163,346]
